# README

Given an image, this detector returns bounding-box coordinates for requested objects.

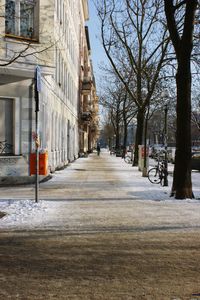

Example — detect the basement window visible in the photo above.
[5,0,38,40]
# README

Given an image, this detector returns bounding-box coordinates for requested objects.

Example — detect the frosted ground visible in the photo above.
[0,150,200,231]
[1,151,200,299]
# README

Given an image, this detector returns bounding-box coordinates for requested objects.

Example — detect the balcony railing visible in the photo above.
[81,77,92,95]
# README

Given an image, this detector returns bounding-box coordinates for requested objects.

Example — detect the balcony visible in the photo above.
[90,124,98,133]
[81,77,92,95]
[81,111,92,123]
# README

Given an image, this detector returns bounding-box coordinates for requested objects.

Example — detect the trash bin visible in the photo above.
[30,152,48,175]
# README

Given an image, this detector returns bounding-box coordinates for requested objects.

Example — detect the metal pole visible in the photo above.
[163,104,168,186]
[35,70,40,203]
[35,108,39,202]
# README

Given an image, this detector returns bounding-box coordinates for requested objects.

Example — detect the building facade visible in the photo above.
[79,25,99,155]
[0,0,99,184]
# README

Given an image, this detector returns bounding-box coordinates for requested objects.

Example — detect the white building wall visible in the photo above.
[0,0,89,182]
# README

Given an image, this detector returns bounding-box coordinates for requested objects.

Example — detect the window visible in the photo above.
[0,99,14,155]
[5,0,38,39]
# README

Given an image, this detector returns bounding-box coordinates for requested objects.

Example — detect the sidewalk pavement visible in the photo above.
[0,149,199,201]
[0,149,200,231]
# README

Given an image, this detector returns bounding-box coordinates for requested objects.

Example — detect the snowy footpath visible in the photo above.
[0,150,200,231]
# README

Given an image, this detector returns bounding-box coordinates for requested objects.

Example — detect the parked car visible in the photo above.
[191,151,200,171]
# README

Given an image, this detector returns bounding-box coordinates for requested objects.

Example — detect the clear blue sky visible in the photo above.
[87,0,108,88]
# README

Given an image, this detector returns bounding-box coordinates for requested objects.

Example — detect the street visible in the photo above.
[0,151,200,299]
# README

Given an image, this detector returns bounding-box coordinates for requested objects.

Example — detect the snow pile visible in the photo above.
[0,199,47,228]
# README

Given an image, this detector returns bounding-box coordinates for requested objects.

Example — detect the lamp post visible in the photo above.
[163,104,168,186]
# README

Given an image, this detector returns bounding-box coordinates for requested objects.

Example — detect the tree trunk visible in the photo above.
[142,115,148,177]
[133,108,144,166]
[115,109,120,150]
[122,122,128,158]
[171,57,193,199]
[115,124,120,150]
[164,0,197,199]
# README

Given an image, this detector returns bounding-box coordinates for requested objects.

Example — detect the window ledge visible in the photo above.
[5,34,39,43]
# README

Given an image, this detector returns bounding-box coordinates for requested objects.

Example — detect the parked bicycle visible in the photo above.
[0,140,13,154]
[148,155,168,185]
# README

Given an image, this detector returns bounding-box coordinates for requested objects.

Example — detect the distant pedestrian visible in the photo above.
[121,147,127,158]
[97,144,101,156]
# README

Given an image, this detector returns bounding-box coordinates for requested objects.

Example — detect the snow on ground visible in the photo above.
[0,199,47,228]
[0,151,200,231]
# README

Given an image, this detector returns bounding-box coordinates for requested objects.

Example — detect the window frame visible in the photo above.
[5,0,39,42]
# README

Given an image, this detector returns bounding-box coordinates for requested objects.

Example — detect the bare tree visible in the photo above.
[164,0,198,199]
[100,76,137,150]
[96,0,170,165]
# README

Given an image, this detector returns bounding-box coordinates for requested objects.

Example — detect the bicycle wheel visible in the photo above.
[124,155,132,164]
[148,167,161,184]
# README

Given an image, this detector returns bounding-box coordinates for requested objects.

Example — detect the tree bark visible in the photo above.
[164,0,197,199]
[172,57,193,198]
[115,108,120,150]
[133,108,144,166]
[122,122,128,158]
